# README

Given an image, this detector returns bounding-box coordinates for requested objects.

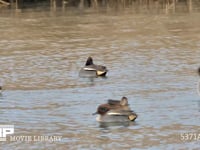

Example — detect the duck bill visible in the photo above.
[92,112,98,115]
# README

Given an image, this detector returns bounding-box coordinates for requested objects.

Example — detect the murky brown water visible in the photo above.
[0,7,200,149]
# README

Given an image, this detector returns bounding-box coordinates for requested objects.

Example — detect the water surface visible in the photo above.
[0,8,200,149]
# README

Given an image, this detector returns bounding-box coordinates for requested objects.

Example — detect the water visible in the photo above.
[0,8,200,149]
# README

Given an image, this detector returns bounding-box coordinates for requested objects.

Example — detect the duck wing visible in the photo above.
[107,108,134,116]
[107,99,121,105]
[96,65,107,71]
[107,109,137,121]
[83,64,97,71]
[107,99,128,106]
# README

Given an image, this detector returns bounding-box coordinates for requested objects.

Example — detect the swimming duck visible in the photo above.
[93,97,137,122]
[79,57,108,77]
[198,67,200,76]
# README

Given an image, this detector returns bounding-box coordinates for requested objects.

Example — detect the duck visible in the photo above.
[198,67,200,76]
[93,97,137,122]
[79,57,108,77]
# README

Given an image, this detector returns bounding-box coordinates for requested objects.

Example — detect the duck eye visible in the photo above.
[100,107,108,112]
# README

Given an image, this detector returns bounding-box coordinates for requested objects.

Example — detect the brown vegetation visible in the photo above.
[1,0,199,13]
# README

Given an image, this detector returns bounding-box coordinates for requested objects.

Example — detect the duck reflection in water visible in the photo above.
[98,120,137,128]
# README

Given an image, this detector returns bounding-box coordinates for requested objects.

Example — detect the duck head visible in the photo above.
[85,56,94,66]
[93,104,110,116]
[120,97,128,106]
